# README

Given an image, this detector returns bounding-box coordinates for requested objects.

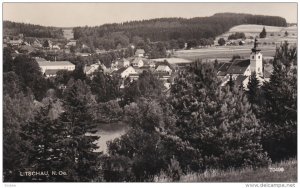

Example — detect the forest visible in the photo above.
[72,13,287,50]
[3,21,64,39]
[3,41,297,182]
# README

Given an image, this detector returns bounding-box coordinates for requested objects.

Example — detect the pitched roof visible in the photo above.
[227,59,250,74]
[38,61,74,67]
[234,75,248,86]
[217,62,233,76]
[114,67,129,74]
[135,49,145,54]
[131,58,144,65]
[155,61,175,71]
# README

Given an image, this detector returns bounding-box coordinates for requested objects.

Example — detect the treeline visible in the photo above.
[73,13,287,50]
[3,21,64,39]
[3,42,296,182]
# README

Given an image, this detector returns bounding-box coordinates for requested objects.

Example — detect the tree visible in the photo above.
[284,31,289,37]
[261,42,297,161]
[218,38,226,46]
[171,61,270,170]
[123,71,164,104]
[105,98,192,181]
[12,55,49,100]
[90,70,121,103]
[20,104,67,181]
[57,79,101,181]
[247,72,260,104]
[227,74,235,91]
[259,27,267,38]
[187,39,198,49]
[3,92,35,181]
[3,47,14,72]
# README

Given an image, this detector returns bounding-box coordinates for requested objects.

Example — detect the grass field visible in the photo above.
[218,24,297,45]
[173,45,276,61]
[156,158,297,182]
[173,24,297,61]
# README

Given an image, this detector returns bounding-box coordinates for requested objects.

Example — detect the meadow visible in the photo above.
[156,158,297,182]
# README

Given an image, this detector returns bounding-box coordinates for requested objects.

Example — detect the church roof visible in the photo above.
[227,59,250,74]
[234,75,248,86]
[217,62,232,76]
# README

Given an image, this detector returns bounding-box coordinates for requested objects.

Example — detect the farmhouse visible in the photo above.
[8,39,23,46]
[131,58,144,67]
[113,66,137,79]
[155,61,174,75]
[135,49,145,57]
[84,62,101,75]
[217,38,271,88]
[37,60,75,77]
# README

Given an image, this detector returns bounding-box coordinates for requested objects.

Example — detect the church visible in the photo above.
[217,38,271,89]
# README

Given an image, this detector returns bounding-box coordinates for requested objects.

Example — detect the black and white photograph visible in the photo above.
[1,1,298,185]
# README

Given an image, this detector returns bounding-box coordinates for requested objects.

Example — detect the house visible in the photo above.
[37,60,75,77]
[116,58,130,68]
[131,58,144,67]
[52,45,61,50]
[84,62,101,75]
[217,38,270,88]
[32,39,42,48]
[66,40,77,47]
[113,66,137,78]
[155,61,174,75]
[8,39,23,46]
[135,49,145,57]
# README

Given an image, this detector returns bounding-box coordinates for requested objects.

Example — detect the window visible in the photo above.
[252,56,254,59]
[258,68,260,72]
[258,56,260,59]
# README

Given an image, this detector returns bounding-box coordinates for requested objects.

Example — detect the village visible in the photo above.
[2,3,298,184]
[3,31,278,92]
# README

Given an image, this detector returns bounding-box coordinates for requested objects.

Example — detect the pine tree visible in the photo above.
[58,79,101,182]
[227,74,235,91]
[259,27,267,38]
[20,103,67,181]
[261,42,297,161]
[3,92,35,182]
[247,72,260,104]
[171,61,270,170]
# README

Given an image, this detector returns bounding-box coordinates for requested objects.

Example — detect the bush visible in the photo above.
[228,32,246,40]
[218,38,226,46]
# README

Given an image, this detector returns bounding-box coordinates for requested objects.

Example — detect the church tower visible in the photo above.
[250,38,263,77]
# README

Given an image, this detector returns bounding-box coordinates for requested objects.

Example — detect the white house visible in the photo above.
[131,58,144,67]
[113,66,137,78]
[135,49,145,57]
[155,61,174,75]
[37,60,75,77]
[84,62,101,75]
[66,40,77,47]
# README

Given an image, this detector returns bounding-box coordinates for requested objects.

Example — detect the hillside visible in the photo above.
[72,13,287,50]
[217,24,297,44]
[3,21,64,39]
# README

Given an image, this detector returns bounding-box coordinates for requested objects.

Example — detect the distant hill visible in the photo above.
[3,21,64,39]
[73,13,287,42]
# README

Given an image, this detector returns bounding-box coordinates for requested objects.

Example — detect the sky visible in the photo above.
[3,2,298,27]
